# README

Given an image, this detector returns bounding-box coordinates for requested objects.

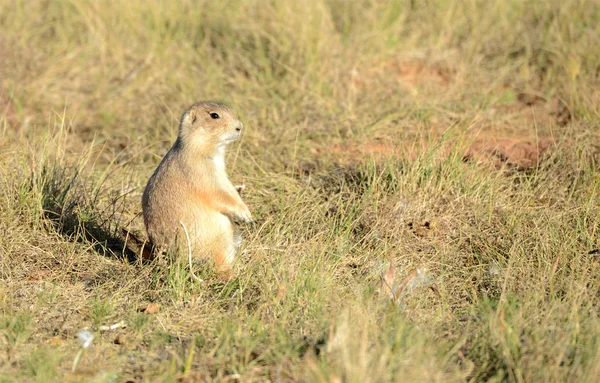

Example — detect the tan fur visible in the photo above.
[142,101,252,273]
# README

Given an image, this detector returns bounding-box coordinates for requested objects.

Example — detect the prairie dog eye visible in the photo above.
[209,112,220,119]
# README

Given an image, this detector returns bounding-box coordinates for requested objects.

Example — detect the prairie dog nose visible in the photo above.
[235,121,243,132]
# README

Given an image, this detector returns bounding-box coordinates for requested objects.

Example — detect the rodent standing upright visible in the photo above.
[142,101,252,273]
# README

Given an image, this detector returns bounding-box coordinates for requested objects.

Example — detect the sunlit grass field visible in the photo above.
[1,0,599,381]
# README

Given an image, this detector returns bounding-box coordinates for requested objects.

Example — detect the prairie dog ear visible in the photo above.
[186,109,197,124]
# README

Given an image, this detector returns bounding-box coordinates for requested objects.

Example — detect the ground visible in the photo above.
[1,1,600,382]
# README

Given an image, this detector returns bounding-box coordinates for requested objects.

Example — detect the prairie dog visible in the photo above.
[142,101,252,273]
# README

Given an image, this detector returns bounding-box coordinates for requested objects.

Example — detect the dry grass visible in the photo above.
[1,0,600,382]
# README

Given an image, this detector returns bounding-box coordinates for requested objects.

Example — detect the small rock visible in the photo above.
[489,263,502,277]
[47,336,64,346]
[414,226,432,238]
[77,330,95,348]
[140,303,160,314]
[114,334,128,345]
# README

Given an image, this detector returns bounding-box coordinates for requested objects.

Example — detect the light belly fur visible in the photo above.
[184,208,236,265]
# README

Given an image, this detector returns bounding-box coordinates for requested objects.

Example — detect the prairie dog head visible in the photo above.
[178,101,243,154]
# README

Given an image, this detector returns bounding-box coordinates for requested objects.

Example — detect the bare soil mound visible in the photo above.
[316,136,555,170]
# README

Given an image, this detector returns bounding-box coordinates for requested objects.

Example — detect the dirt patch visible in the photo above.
[314,139,400,159]
[463,136,556,170]
[491,90,572,130]
[389,60,451,88]
[351,58,452,91]
[312,138,428,163]
[314,136,556,170]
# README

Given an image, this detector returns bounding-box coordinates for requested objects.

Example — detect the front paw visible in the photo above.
[234,184,245,195]
[237,208,253,224]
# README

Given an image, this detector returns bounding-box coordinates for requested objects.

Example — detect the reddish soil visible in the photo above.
[329,57,567,170]
[388,60,450,88]
[463,136,555,170]
[315,136,556,170]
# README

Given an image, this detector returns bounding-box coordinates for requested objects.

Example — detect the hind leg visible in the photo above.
[213,233,235,265]
[199,214,236,279]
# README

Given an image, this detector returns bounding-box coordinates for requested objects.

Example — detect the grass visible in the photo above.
[1,0,600,381]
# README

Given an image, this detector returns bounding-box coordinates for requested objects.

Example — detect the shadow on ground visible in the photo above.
[37,164,146,264]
